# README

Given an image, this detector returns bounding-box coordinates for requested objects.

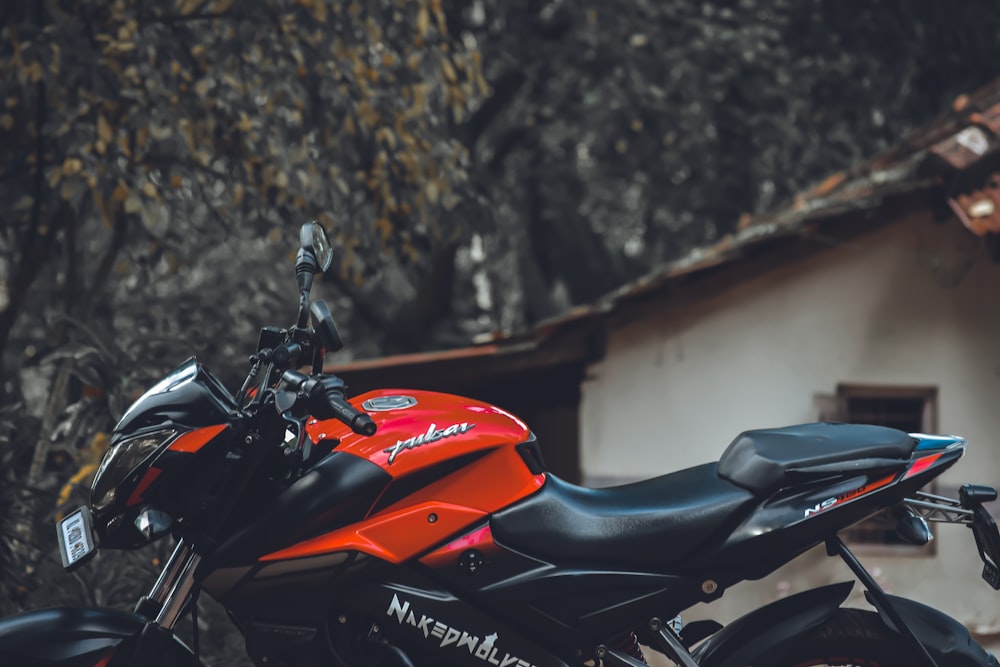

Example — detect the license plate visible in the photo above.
[57,506,97,571]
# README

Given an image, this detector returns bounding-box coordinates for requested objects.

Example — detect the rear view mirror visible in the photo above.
[300,222,333,273]
[310,300,344,353]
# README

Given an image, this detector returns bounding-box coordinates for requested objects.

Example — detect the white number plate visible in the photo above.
[57,506,96,570]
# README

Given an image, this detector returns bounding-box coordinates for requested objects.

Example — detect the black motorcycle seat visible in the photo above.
[490,463,756,569]
[718,422,916,496]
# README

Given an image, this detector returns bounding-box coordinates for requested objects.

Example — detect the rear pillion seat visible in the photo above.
[717,422,916,496]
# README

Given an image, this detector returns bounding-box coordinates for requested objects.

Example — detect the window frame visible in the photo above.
[835,383,939,557]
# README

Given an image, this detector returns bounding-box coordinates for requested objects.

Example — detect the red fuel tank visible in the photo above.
[306,389,545,515]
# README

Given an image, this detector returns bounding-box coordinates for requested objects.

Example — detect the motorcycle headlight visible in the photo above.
[91,429,176,511]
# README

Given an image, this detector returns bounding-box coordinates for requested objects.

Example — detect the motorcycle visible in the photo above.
[2,221,999,667]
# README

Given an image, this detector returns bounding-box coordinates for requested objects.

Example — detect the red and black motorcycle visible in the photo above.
[3,222,999,667]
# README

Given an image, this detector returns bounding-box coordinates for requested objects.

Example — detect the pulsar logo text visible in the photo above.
[386,594,536,667]
[383,422,475,464]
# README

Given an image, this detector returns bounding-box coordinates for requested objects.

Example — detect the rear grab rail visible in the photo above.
[899,485,1000,590]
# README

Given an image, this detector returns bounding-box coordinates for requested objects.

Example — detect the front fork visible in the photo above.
[134,539,203,630]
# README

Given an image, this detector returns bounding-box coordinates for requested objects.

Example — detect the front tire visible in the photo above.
[760,608,919,666]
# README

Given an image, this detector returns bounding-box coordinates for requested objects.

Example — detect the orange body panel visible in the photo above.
[260,502,487,563]
[306,389,532,478]
[126,467,162,507]
[259,389,544,565]
[903,452,944,480]
[419,524,500,570]
[168,424,228,453]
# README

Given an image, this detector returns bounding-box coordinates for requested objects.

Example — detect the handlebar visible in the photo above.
[280,370,377,436]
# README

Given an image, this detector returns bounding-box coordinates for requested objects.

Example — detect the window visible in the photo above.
[822,384,938,555]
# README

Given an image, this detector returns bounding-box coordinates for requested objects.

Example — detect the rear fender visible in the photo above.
[0,607,198,666]
[691,581,853,667]
[868,593,999,667]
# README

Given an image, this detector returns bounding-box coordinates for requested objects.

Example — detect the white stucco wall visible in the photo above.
[580,215,1000,636]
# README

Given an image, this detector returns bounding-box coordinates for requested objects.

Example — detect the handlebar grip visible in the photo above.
[306,377,377,436]
[329,396,377,436]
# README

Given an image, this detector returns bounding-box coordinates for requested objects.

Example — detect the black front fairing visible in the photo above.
[114,358,238,440]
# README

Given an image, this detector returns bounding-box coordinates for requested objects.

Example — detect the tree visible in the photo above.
[0,4,487,660]
[449,0,1000,332]
[0,0,487,372]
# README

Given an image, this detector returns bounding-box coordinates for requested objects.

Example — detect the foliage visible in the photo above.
[0,0,487,370]
[452,0,1000,328]
[0,1,486,662]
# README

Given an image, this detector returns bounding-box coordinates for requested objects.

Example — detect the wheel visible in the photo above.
[760,608,919,666]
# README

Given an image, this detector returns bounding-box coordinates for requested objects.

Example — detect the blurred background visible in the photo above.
[4,0,1000,664]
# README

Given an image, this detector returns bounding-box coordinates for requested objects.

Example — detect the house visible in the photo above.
[331,77,1000,641]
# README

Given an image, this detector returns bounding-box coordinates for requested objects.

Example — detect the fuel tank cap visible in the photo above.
[362,395,418,411]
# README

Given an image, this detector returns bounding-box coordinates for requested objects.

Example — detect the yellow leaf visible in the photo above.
[431,0,447,33]
[178,0,203,16]
[112,181,129,202]
[375,126,396,149]
[62,157,83,175]
[124,193,141,213]
[142,181,156,197]
[60,178,83,201]
[93,187,112,228]
[416,6,430,40]
[233,183,245,207]
[25,61,42,83]
[49,43,61,75]
[357,101,377,128]
[441,57,457,84]
[425,180,439,204]
[97,115,112,143]
[117,132,131,157]
[57,463,98,507]
[313,0,328,23]
[376,217,392,244]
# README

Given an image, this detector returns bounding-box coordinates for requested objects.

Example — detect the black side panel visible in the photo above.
[200,451,391,570]
[871,593,998,667]
[0,607,197,666]
[691,581,854,667]
[344,578,572,667]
